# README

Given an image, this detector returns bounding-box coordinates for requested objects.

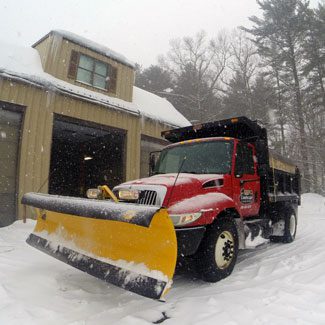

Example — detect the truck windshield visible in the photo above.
[154,140,233,175]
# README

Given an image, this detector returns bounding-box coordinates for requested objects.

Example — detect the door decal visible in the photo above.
[240,189,254,204]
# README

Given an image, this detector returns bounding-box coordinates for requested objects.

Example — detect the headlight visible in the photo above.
[86,188,101,199]
[169,212,202,226]
[118,189,139,200]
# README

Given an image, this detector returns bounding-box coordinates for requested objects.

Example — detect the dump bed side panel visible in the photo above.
[269,151,296,174]
[267,151,300,205]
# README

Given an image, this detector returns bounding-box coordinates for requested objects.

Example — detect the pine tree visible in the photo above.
[243,0,312,191]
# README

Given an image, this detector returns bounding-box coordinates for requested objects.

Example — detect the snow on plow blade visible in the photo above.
[22,193,177,300]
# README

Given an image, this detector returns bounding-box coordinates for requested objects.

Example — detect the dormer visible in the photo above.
[33,30,135,102]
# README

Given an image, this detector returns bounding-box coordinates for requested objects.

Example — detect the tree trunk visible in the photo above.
[317,62,325,112]
[280,121,285,155]
[322,164,325,196]
[275,68,286,154]
[289,42,311,192]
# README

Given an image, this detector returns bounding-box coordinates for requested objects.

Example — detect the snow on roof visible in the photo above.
[33,30,135,69]
[0,40,190,128]
[132,87,190,127]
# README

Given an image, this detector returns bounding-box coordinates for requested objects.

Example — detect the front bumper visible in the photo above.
[176,226,206,257]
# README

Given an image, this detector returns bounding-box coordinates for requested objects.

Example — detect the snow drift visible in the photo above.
[0,193,324,324]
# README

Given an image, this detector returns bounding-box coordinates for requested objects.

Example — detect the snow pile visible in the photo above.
[245,229,269,248]
[0,193,325,324]
[133,87,190,128]
[0,39,190,128]
[299,192,325,215]
[0,40,45,75]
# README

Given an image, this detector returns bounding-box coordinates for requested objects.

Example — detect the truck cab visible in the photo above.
[118,137,261,220]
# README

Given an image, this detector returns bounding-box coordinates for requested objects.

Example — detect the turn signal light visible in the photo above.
[169,212,202,226]
[86,188,101,199]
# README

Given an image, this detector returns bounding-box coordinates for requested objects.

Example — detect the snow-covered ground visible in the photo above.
[0,193,325,324]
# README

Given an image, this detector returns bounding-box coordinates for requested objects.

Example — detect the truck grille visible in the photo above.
[137,190,158,205]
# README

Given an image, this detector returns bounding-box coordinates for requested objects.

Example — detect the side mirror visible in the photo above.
[149,154,156,175]
[149,151,161,176]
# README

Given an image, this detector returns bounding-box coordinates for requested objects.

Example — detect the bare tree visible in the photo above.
[222,31,261,118]
[159,30,230,122]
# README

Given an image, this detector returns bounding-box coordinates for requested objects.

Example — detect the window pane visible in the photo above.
[155,141,233,174]
[95,61,107,76]
[93,74,106,89]
[235,144,244,175]
[245,146,255,174]
[76,68,92,84]
[140,138,166,178]
[79,54,93,70]
[235,143,255,175]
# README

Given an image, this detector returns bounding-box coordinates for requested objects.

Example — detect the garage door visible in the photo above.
[49,116,126,197]
[0,106,22,227]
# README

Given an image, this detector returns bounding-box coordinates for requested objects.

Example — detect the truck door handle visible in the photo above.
[240,178,259,186]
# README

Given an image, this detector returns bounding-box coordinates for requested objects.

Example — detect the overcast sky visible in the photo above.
[0,0,321,67]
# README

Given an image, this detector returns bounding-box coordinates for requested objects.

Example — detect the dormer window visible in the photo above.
[68,50,117,93]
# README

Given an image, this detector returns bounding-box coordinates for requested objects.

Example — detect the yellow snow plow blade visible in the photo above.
[22,193,177,300]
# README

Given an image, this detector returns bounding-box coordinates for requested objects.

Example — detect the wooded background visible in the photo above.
[135,0,325,194]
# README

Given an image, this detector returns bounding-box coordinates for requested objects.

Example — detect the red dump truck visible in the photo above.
[23,116,301,300]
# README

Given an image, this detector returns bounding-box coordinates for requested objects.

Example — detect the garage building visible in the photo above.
[0,30,189,226]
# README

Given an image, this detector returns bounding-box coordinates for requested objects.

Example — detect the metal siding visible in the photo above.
[126,117,141,179]
[0,79,53,220]
[0,107,22,226]
[0,78,173,221]
[33,36,51,71]
[140,117,171,138]
[39,35,134,102]
[118,65,127,101]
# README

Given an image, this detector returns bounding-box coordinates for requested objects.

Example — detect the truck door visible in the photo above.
[233,141,260,217]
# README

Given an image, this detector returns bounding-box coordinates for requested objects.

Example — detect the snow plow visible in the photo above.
[22,189,177,300]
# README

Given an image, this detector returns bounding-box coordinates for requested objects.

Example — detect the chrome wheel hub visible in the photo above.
[215,231,235,269]
[289,214,296,237]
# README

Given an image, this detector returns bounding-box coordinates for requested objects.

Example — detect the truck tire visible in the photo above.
[270,210,297,243]
[195,216,239,282]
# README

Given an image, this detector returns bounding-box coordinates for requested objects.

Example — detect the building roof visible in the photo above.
[0,40,190,128]
[33,30,135,69]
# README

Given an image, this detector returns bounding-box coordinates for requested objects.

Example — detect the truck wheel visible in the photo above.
[196,217,239,282]
[270,210,297,243]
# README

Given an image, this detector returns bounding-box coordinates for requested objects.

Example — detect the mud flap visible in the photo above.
[22,193,177,300]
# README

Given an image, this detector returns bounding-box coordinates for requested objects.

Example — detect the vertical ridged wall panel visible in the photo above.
[0,79,53,219]
[0,77,172,221]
